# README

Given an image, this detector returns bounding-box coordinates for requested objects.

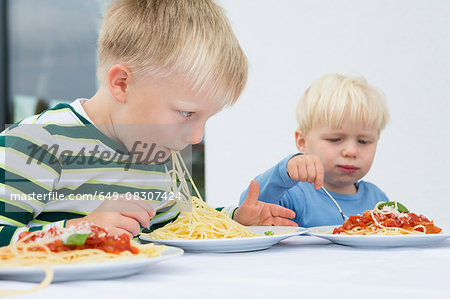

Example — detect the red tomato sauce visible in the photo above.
[333,210,442,234]
[18,225,139,254]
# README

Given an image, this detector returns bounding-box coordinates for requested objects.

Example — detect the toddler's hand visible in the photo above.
[66,194,155,238]
[287,154,324,190]
[233,180,297,226]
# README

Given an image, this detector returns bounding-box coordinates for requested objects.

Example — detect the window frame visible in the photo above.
[0,0,11,127]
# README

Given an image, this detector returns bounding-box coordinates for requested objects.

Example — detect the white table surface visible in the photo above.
[1,235,450,299]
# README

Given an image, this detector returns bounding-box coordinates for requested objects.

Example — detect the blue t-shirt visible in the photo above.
[239,155,389,227]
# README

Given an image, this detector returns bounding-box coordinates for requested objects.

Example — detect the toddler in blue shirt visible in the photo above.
[239,73,390,227]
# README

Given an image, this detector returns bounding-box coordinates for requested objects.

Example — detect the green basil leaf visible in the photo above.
[377,202,409,213]
[63,233,92,246]
[264,231,274,236]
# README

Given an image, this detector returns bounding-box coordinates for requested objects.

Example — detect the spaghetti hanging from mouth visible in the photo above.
[144,151,255,239]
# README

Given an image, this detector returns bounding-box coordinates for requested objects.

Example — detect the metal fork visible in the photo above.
[321,186,349,221]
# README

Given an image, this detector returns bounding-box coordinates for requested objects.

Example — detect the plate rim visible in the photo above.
[138,226,307,252]
[0,245,183,279]
[306,225,450,238]
[305,225,450,247]
[139,226,307,243]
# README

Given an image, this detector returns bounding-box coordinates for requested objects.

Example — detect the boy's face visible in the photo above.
[296,120,379,194]
[113,73,224,157]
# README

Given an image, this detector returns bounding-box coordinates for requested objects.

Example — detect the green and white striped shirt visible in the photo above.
[1,99,235,246]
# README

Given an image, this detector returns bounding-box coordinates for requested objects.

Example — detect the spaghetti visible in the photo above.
[144,151,256,239]
[147,196,255,239]
[333,202,442,235]
[0,222,163,295]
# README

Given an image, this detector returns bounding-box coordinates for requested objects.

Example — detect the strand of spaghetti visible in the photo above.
[376,201,398,215]
[164,152,190,211]
[174,151,203,200]
[0,265,53,296]
[413,224,426,233]
[174,152,192,209]
[172,152,185,192]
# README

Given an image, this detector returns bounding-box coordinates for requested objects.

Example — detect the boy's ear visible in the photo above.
[295,129,307,153]
[108,64,132,103]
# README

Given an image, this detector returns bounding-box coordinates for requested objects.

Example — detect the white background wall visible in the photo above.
[206,0,450,226]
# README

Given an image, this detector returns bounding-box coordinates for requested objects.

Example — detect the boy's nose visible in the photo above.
[191,124,205,144]
[191,132,203,144]
[342,142,358,158]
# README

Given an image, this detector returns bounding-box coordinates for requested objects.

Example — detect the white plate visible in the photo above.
[307,225,450,248]
[139,226,306,252]
[0,245,183,283]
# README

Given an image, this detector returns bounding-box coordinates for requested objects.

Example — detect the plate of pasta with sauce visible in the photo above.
[139,197,306,252]
[0,222,183,296]
[306,202,450,247]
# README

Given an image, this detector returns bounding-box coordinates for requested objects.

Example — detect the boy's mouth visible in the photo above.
[167,145,188,152]
[337,165,359,174]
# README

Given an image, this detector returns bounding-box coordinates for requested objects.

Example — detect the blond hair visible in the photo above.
[296,73,390,134]
[97,0,247,106]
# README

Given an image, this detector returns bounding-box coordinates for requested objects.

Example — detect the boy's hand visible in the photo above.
[233,180,297,226]
[66,194,155,238]
[287,154,324,189]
